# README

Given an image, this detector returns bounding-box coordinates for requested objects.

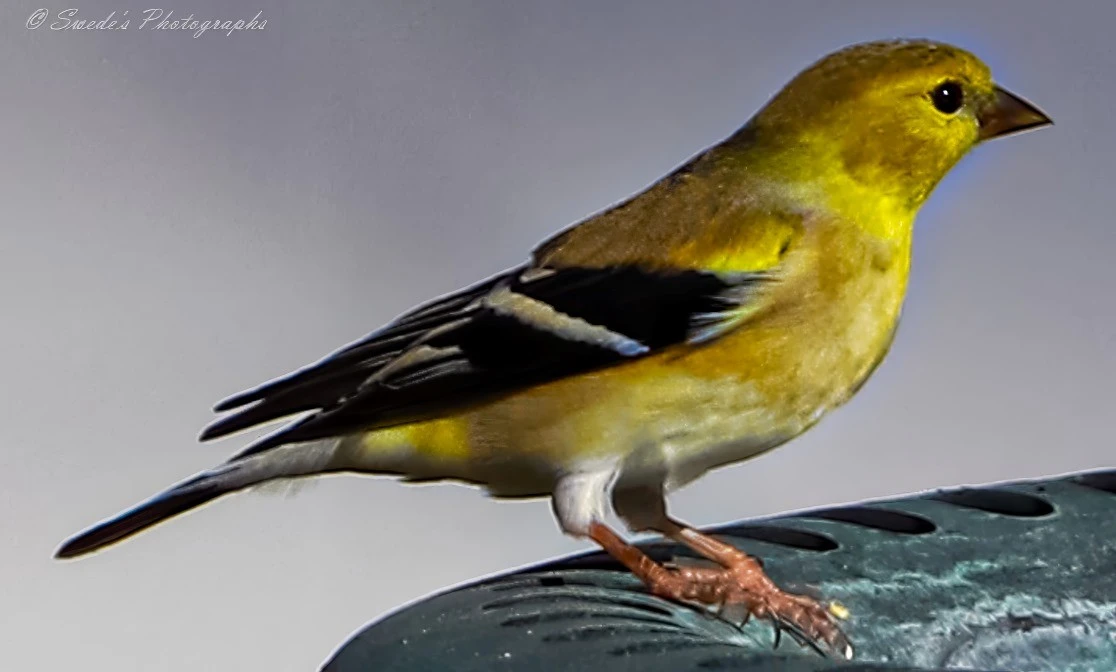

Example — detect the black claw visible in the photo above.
[774,617,831,659]
[801,632,830,658]
[771,622,783,650]
[717,601,750,628]
[791,626,823,656]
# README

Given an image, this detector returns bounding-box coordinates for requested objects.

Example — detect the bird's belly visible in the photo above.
[461,331,887,494]
[346,363,806,497]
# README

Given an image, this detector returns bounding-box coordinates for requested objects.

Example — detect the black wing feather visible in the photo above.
[204,265,769,459]
[209,271,508,413]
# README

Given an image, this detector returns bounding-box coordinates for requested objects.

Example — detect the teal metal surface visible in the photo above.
[324,470,1116,671]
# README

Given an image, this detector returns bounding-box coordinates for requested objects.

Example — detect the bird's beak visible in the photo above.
[978,85,1052,141]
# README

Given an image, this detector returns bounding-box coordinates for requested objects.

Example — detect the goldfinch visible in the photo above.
[56,39,1051,659]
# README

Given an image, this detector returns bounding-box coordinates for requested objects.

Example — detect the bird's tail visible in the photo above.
[54,441,339,559]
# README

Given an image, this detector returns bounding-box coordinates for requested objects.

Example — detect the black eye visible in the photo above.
[930,81,964,114]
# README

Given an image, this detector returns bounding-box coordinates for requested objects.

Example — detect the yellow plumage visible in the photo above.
[347,188,910,495]
[57,38,1052,659]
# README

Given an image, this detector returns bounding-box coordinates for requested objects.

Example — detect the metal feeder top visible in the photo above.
[324,469,1116,672]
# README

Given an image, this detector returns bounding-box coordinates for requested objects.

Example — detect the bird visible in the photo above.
[56,39,1051,659]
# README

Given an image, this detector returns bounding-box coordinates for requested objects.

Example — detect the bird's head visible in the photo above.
[746,39,1051,217]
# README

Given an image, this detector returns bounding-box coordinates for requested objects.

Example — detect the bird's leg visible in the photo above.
[587,520,770,606]
[606,484,852,659]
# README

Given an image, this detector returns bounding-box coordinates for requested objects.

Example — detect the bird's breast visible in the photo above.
[646,228,910,486]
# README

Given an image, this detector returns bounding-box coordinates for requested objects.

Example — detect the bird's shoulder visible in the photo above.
[534,142,808,276]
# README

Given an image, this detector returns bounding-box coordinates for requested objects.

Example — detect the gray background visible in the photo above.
[3,1,1112,670]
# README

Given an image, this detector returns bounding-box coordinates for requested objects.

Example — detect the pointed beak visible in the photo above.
[978,85,1052,141]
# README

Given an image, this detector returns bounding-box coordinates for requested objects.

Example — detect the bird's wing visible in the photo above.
[202,262,780,459]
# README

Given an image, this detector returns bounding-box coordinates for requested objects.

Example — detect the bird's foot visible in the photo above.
[658,557,851,658]
[588,521,852,660]
[668,525,851,658]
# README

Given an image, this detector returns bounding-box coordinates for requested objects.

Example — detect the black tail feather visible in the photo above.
[56,438,340,560]
[54,476,227,559]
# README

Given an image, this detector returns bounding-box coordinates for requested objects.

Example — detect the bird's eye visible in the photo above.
[930,81,964,114]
